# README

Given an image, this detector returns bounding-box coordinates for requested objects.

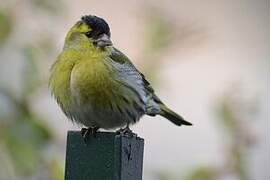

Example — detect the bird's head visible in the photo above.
[64,15,112,50]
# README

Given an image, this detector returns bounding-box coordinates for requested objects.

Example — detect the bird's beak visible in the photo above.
[95,34,112,48]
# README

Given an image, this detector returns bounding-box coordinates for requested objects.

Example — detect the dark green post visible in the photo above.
[65,131,144,180]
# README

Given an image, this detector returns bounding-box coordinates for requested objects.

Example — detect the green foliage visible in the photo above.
[0,10,12,46]
[21,46,41,96]
[0,1,64,179]
[49,159,65,180]
[152,171,175,180]
[184,167,216,180]
[141,11,173,85]
[0,84,53,176]
[214,87,257,180]
[31,0,64,14]
[144,15,171,53]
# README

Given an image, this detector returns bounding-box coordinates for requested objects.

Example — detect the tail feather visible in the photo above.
[159,105,192,126]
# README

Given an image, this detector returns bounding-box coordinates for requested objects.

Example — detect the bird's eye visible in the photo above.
[85,31,93,38]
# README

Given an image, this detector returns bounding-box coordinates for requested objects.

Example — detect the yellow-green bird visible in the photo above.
[49,15,192,137]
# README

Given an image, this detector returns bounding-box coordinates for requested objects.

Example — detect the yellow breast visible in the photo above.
[70,57,117,107]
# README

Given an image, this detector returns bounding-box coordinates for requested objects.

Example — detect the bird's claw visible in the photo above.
[116,126,137,137]
[81,127,99,142]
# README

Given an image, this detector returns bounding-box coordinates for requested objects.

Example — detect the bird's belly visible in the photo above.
[70,89,142,129]
[70,102,127,129]
[69,60,143,129]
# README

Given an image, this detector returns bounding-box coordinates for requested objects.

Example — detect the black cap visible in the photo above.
[81,15,111,37]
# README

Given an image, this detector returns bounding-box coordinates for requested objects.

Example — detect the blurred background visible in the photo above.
[0,0,269,179]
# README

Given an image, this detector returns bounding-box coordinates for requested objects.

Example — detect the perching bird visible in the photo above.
[49,15,192,138]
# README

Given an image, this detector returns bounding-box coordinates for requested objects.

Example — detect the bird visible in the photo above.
[49,15,192,138]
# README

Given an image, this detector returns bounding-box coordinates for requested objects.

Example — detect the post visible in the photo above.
[65,131,144,180]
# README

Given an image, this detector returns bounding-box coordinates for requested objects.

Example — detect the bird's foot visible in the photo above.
[81,127,99,142]
[116,126,137,137]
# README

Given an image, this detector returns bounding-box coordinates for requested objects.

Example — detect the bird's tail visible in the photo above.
[159,105,192,126]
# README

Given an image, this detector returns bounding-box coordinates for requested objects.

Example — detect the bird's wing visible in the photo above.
[107,47,162,113]
[107,48,192,126]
